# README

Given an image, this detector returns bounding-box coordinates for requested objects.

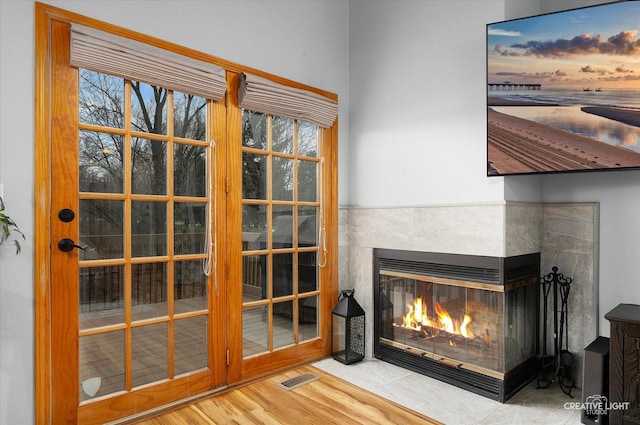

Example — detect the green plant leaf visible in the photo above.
[0,196,24,255]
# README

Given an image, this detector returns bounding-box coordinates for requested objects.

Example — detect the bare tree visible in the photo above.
[78,69,208,258]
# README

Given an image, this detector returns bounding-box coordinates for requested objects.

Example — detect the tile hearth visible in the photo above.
[313,358,581,425]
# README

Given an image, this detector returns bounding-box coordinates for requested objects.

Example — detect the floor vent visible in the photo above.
[278,372,320,391]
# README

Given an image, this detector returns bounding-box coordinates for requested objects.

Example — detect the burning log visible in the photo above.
[393,321,492,350]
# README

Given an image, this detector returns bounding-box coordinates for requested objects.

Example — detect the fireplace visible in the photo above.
[373,249,540,402]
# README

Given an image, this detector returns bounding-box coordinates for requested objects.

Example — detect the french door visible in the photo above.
[42,20,226,424]
[36,4,337,424]
[236,109,328,377]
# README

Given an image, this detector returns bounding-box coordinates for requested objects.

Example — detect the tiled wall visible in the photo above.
[538,204,599,388]
[337,202,599,387]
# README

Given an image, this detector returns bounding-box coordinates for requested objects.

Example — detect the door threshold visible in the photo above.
[105,385,229,425]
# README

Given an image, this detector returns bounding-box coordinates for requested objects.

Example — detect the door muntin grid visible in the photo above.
[78,69,212,401]
[241,110,320,358]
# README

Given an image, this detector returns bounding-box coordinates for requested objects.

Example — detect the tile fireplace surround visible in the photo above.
[337,202,599,389]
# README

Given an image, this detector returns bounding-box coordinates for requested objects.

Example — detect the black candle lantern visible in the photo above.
[331,289,365,364]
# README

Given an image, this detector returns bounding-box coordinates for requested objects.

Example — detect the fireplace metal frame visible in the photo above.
[373,248,540,403]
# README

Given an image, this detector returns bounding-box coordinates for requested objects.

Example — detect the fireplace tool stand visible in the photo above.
[537,266,576,397]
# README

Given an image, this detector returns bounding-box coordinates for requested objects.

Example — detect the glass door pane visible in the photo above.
[241,111,321,358]
[78,69,213,402]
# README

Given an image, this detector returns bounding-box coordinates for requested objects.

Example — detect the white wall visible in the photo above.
[0,3,38,424]
[0,1,348,423]
[347,0,506,207]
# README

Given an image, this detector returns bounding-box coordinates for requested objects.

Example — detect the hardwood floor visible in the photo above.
[126,364,443,424]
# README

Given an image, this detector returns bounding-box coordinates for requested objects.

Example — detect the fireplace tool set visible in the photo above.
[537,266,575,397]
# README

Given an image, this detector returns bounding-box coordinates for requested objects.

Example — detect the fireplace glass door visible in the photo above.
[379,273,537,379]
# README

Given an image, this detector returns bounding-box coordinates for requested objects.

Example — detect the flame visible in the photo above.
[460,314,474,338]
[400,298,474,339]
[402,297,432,330]
[434,303,455,334]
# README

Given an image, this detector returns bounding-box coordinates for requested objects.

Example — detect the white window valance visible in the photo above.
[238,73,338,128]
[70,24,226,101]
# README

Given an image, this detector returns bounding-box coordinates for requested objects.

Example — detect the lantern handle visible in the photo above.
[339,289,355,301]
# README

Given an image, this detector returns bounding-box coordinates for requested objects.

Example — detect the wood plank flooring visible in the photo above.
[127,364,443,425]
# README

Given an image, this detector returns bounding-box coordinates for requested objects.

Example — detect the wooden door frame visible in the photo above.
[35,3,339,423]
[35,7,228,423]
[226,73,339,383]
[34,4,56,423]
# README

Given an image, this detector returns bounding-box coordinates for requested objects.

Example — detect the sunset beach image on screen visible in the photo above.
[487,1,640,176]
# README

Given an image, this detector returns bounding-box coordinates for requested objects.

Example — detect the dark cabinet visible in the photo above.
[605,304,640,425]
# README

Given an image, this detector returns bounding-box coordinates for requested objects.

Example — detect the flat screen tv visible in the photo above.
[487,0,640,176]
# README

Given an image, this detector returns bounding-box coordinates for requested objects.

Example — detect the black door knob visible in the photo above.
[58,238,93,252]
